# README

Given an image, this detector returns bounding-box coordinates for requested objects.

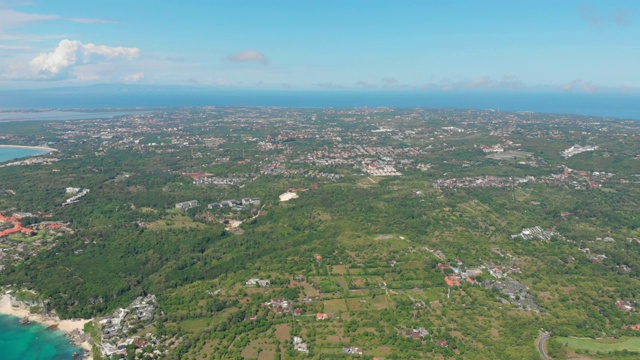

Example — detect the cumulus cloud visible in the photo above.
[577,5,633,27]
[559,79,582,91]
[577,4,602,26]
[559,79,598,93]
[468,76,495,89]
[499,75,526,89]
[316,82,344,89]
[355,81,377,89]
[29,39,140,79]
[227,50,269,65]
[615,9,633,26]
[420,75,527,91]
[124,72,145,82]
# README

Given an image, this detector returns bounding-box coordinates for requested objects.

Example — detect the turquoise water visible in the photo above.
[0,315,82,360]
[0,148,48,163]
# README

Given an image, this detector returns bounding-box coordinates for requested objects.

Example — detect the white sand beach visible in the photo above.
[0,294,93,354]
[0,144,57,152]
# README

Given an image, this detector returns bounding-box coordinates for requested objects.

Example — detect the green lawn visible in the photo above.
[7,231,48,243]
[179,318,210,331]
[557,336,640,353]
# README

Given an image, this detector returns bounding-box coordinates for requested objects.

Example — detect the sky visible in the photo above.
[0,0,639,93]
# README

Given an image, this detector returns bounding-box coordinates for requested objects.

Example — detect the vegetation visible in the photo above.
[0,107,639,359]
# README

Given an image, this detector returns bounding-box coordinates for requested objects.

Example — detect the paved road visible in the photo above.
[537,332,551,360]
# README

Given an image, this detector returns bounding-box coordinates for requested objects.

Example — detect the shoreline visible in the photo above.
[0,144,57,152]
[0,294,93,357]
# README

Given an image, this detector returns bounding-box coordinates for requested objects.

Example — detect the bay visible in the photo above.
[0,315,82,360]
[0,147,49,163]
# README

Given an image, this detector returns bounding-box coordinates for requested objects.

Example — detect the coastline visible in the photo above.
[0,294,93,357]
[0,145,57,153]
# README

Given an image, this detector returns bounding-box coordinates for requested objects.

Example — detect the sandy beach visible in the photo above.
[0,144,57,152]
[0,294,93,354]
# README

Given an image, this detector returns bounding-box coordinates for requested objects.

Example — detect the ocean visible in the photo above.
[0,89,639,120]
[0,315,82,360]
[0,148,49,163]
[0,110,150,123]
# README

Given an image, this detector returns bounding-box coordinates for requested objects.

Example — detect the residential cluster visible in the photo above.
[561,144,598,158]
[98,295,162,358]
[63,187,90,206]
[0,212,37,237]
[510,226,562,241]
[208,197,260,210]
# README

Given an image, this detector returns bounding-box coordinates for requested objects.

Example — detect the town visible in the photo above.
[0,106,639,359]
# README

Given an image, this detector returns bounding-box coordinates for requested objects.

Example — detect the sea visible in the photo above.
[0,148,49,163]
[0,89,638,120]
[0,110,150,123]
[0,315,82,360]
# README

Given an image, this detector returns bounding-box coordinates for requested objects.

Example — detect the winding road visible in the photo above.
[537,332,551,360]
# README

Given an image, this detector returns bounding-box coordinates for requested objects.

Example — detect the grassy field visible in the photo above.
[557,336,640,353]
[179,318,210,331]
[145,215,207,230]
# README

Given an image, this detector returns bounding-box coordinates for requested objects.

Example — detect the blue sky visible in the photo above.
[0,0,638,92]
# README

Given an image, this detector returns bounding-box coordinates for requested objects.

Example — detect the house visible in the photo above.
[294,308,302,316]
[12,212,33,219]
[343,346,363,355]
[268,297,290,312]
[207,203,221,209]
[242,198,261,206]
[246,278,270,287]
[616,300,635,312]
[465,268,482,278]
[444,275,460,287]
[294,274,306,282]
[405,327,429,339]
[66,187,81,194]
[175,200,198,210]
[133,339,147,348]
[509,265,522,273]
[292,336,309,353]
[436,340,448,348]
[182,172,211,181]
[316,313,329,320]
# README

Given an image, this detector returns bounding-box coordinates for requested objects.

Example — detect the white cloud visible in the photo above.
[69,17,116,24]
[227,50,269,65]
[124,72,145,82]
[419,75,528,91]
[0,8,58,29]
[0,7,114,29]
[29,39,140,79]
